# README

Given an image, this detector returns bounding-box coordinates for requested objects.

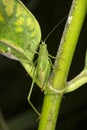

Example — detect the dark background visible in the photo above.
[0,0,87,130]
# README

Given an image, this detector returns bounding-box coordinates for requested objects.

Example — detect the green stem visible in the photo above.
[66,70,87,93]
[38,0,87,130]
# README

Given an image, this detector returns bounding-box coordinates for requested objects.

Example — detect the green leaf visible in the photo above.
[0,0,41,63]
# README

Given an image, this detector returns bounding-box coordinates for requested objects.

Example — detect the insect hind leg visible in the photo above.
[27,72,41,117]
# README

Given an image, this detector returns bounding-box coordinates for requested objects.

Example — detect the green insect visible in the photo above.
[27,42,52,116]
[27,16,67,116]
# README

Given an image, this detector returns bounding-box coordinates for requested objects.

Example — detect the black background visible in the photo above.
[0,0,87,130]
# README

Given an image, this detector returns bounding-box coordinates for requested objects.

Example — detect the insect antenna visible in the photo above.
[44,15,67,43]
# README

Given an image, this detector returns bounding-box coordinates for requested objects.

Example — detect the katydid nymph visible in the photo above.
[27,42,52,116]
[27,16,67,116]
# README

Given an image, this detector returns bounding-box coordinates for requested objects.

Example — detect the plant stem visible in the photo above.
[66,70,87,93]
[38,0,87,130]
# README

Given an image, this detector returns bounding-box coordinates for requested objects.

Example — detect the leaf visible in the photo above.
[0,0,41,63]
